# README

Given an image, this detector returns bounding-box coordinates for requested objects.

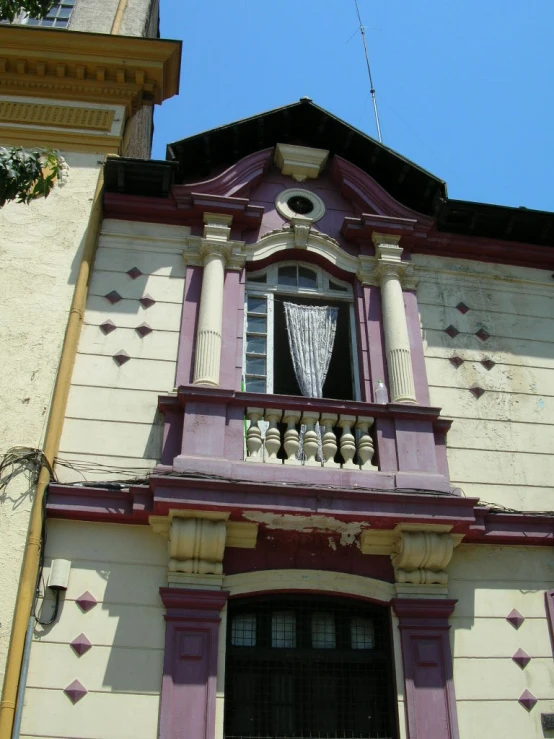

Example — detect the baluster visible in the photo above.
[245,407,263,461]
[356,416,377,470]
[321,414,339,468]
[283,410,301,464]
[301,411,320,466]
[264,410,282,463]
[338,414,357,469]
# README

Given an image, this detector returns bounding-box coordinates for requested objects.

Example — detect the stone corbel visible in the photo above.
[290,215,312,247]
[274,143,329,182]
[361,524,463,596]
[150,510,258,587]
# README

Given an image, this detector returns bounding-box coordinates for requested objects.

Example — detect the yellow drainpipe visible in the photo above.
[111,0,129,34]
[0,169,104,739]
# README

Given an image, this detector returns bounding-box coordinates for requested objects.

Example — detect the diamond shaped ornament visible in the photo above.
[518,689,537,711]
[476,328,490,341]
[104,290,122,305]
[75,591,97,613]
[64,679,87,704]
[71,633,92,657]
[113,350,130,366]
[127,266,143,280]
[506,608,525,629]
[449,356,464,368]
[444,325,459,338]
[99,320,117,335]
[512,648,531,669]
[139,294,156,309]
[456,302,470,314]
[135,323,153,338]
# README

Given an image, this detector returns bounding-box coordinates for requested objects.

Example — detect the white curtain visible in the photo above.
[284,303,338,460]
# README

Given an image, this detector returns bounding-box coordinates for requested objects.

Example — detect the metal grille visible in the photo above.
[225,596,397,739]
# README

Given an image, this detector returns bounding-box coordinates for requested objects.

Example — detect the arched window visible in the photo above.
[244,263,360,400]
[224,595,397,738]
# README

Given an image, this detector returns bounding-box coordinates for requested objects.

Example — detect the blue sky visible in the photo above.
[153,0,554,212]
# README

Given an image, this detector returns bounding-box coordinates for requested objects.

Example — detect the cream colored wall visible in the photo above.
[20,519,167,739]
[449,543,554,738]
[0,152,102,690]
[55,219,187,483]
[415,254,554,511]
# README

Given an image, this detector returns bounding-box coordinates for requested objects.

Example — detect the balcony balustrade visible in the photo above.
[158,386,452,494]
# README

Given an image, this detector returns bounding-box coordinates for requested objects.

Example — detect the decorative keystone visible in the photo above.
[99,320,117,335]
[113,350,130,366]
[469,386,485,399]
[135,323,153,338]
[518,689,537,711]
[475,328,490,341]
[456,302,470,314]
[481,358,496,371]
[512,648,531,669]
[104,290,122,305]
[126,266,143,280]
[444,325,459,338]
[75,591,97,613]
[449,356,464,368]
[139,294,156,309]
[506,608,525,629]
[64,679,87,704]
[71,633,92,657]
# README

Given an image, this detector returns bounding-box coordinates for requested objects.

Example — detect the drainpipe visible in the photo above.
[0,170,104,739]
[110,0,129,34]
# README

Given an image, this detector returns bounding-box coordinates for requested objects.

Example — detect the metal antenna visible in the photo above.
[354,0,383,143]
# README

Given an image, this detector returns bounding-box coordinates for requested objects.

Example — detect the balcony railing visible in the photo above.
[245,407,377,470]
[158,386,452,493]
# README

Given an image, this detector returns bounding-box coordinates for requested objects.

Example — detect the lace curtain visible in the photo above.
[284,303,338,459]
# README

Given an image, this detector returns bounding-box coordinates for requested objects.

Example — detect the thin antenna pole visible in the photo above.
[354,0,383,143]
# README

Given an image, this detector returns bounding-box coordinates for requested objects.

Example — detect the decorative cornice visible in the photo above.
[0,26,181,116]
[0,124,122,154]
[0,101,114,130]
[274,143,329,182]
[170,148,273,197]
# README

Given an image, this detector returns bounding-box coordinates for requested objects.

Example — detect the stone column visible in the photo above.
[373,233,417,404]
[193,242,228,386]
[392,598,460,739]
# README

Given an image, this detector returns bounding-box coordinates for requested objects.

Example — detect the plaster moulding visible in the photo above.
[183,211,247,271]
[150,510,258,580]
[275,187,325,222]
[361,524,463,595]
[274,143,329,182]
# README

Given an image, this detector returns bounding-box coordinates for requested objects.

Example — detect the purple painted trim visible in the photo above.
[545,590,554,655]
[159,587,228,739]
[404,290,431,406]
[392,598,459,739]
[176,148,273,197]
[330,156,434,225]
[175,265,202,386]
[354,281,371,402]
[46,481,554,547]
[220,270,244,390]
[433,419,451,480]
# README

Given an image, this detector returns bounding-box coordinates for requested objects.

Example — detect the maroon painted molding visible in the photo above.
[159,587,228,739]
[545,590,554,655]
[176,148,273,197]
[46,480,554,548]
[392,598,459,739]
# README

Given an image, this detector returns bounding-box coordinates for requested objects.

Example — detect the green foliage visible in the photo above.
[0,147,62,207]
[0,0,56,22]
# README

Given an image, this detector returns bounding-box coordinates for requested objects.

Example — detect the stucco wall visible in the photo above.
[20,520,167,739]
[69,0,157,36]
[415,254,554,511]
[449,544,554,738]
[55,218,187,483]
[0,153,102,689]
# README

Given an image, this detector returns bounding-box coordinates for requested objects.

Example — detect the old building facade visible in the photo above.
[5,98,551,739]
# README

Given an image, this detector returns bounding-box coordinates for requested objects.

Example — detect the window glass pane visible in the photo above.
[312,612,336,648]
[351,617,375,649]
[247,295,267,314]
[247,273,267,283]
[231,614,256,646]
[246,315,266,333]
[329,279,348,292]
[278,265,297,287]
[298,266,317,289]
[246,356,266,376]
[246,335,266,355]
[245,377,266,393]
[272,611,296,648]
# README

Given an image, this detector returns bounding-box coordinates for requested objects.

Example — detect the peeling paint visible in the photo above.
[242,512,368,546]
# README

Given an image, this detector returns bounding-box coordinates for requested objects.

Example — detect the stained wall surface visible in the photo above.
[55,219,188,483]
[20,520,167,739]
[0,152,102,689]
[449,544,554,738]
[415,254,554,511]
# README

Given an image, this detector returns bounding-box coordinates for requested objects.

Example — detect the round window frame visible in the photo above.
[275,188,325,223]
